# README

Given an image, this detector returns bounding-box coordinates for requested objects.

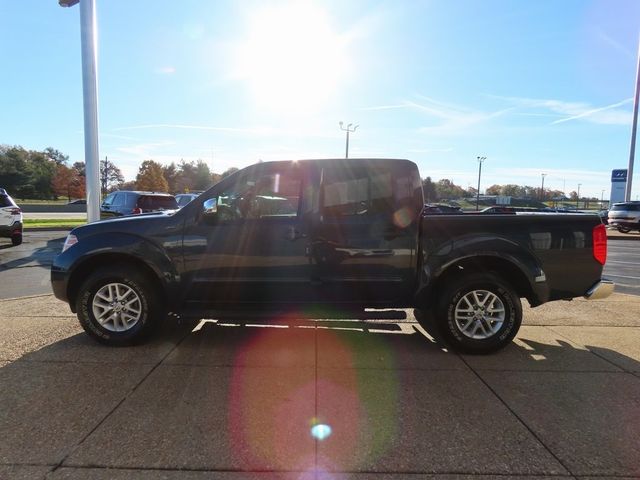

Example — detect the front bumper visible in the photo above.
[583,279,615,300]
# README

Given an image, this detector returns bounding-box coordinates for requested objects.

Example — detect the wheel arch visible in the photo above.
[418,254,540,308]
[67,253,167,313]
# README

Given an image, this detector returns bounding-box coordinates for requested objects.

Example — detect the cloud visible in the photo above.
[155,66,176,74]
[364,96,511,135]
[490,95,633,126]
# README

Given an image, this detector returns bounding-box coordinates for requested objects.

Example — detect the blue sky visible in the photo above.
[1,0,639,198]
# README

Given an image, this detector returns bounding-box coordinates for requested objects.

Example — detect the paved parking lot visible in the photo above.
[1,293,639,479]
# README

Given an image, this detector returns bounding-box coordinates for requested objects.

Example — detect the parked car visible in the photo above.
[100,191,178,219]
[52,158,613,353]
[423,203,463,214]
[67,199,87,205]
[0,188,23,246]
[607,202,640,233]
[175,193,201,208]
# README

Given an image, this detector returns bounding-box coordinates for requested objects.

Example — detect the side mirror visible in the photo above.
[202,197,218,216]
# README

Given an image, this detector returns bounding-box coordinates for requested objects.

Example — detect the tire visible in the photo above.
[434,272,522,354]
[617,226,632,233]
[11,234,22,246]
[75,265,162,346]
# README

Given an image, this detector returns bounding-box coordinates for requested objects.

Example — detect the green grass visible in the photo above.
[23,219,86,229]
[14,199,71,205]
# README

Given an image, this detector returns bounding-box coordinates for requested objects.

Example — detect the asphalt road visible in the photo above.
[0,230,638,301]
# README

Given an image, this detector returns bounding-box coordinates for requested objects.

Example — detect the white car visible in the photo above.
[608,202,640,233]
[0,188,23,246]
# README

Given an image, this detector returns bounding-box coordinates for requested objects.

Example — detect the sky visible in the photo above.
[1,0,639,199]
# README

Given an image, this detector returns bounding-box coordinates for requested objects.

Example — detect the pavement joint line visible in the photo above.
[49,329,193,475]
[46,464,579,476]
[459,355,574,477]
[547,326,638,374]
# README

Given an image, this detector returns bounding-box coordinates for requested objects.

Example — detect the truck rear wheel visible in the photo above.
[75,265,161,346]
[434,272,522,354]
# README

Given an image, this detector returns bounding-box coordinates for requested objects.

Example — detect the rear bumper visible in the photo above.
[583,279,615,300]
[0,221,22,237]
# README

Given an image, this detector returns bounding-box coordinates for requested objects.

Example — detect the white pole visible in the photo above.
[625,35,640,201]
[79,0,101,222]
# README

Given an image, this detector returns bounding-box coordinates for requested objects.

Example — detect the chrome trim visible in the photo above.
[583,280,615,300]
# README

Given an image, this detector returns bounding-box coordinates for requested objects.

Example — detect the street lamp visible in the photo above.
[577,183,581,209]
[339,121,358,159]
[540,173,547,202]
[59,0,101,223]
[476,156,486,211]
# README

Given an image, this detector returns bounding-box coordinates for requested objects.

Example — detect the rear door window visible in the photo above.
[139,195,178,210]
[322,166,393,217]
[0,195,15,208]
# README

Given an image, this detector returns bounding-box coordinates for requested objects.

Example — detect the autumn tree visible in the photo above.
[52,164,85,201]
[136,160,168,192]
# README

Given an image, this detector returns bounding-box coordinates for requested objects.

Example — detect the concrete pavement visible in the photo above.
[0,294,639,479]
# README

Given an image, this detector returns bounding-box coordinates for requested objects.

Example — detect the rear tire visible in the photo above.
[75,265,162,346]
[617,226,632,233]
[11,234,22,246]
[434,272,522,354]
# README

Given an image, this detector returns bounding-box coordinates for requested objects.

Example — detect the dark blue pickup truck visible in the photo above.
[51,158,613,353]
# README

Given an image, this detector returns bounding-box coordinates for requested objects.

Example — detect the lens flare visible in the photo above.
[311,423,332,441]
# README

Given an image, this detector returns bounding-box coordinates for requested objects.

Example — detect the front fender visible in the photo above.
[52,232,181,309]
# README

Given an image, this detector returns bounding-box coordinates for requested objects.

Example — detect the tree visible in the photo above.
[52,164,85,201]
[485,185,502,195]
[44,147,69,166]
[435,179,465,200]
[193,160,213,190]
[162,162,178,192]
[221,167,239,179]
[136,160,168,192]
[422,177,438,202]
[100,158,125,194]
[0,146,31,197]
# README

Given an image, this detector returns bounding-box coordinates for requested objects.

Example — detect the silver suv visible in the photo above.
[608,201,640,233]
[0,188,23,246]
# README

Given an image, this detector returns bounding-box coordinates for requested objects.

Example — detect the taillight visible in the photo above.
[132,207,142,214]
[10,208,21,215]
[62,234,78,253]
[593,224,607,265]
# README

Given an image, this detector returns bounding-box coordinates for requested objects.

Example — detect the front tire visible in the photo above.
[75,265,162,346]
[11,234,22,246]
[434,272,522,354]
[617,226,632,233]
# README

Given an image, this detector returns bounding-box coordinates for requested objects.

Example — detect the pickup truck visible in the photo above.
[51,158,613,353]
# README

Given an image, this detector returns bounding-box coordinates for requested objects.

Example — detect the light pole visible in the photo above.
[577,183,581,209]
[339,121,358,159]
[476,156,486,211]
[625,35,640,201]
[59,0,101,223]
[540,173,547,202]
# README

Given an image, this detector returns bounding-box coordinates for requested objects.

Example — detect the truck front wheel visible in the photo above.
[75,265,162,346]
[434,272,522,354]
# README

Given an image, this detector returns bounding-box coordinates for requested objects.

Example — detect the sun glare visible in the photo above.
[233,2,348,114]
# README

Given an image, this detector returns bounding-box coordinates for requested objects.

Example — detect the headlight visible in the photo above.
[62,234,78,252]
